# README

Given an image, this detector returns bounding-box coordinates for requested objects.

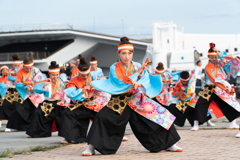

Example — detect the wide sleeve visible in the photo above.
[33,67,46,82]
[90,63,138,95]
[137,69,162,97]
[7,75,16,82]
[64,87,84,101]
[170,71,181,81]
[218,55,233,67]
[97,67,105,79]
[33,82,50,97]
[15,71,28,99]
[0,83,7,98]
[218,55,240,79]
[185,74,196,95]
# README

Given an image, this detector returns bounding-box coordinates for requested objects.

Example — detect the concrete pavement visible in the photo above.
[2,129,240,160]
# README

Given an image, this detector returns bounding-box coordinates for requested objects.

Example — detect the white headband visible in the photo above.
[78,68,91,75]
[156,69,164,74]
[208,52,217,56]
[180,78,190,81]
[48,68,60,73]
[23,62,34,67]
[90,61,97,64]
[0,66,9,70]
[118,46,134,51]
[12,61,22,64]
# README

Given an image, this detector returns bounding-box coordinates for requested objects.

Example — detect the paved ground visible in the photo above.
[1,116,240,159]
[2,129,240,160]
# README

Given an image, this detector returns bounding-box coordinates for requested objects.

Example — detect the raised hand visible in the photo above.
[137,62,147,75]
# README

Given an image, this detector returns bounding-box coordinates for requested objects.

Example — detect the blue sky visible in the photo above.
[0,0,240,37]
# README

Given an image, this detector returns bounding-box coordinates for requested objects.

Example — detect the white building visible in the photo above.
[0,22,239,75]
[151,21,240,72]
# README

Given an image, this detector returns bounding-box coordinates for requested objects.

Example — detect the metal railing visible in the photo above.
[0,52,50,61]
[0,23,73,33]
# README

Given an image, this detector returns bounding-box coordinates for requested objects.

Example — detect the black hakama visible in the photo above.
[168,104,211,127]
[26,101,65,137]
[86,97,180,155]
[6,98,36,131]
[195,92,240,124]
[58,104,97,143]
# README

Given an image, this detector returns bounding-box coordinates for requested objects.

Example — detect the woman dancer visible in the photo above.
[82,37,182,156]
[6,57,45,131]
[0,55,23,132]
[89,57,105,80]
[192,43,240,131]
[59,58,111,144]
[26,61,70,138]
[154,62,172,106]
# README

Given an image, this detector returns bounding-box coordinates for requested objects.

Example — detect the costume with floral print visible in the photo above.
[205,56,240,112]
[155,72,172,106]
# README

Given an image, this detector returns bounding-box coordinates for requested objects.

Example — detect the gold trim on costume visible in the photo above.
[40,102,55,117]
[106,93,132,115]
[198,85,215,101]
[4,90,20,104]
[68,96,97,111]
[176,100,189,114]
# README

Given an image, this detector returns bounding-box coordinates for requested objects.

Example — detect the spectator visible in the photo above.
[60,68,68,81]
[195,59,202,97]
[63,60,76,77]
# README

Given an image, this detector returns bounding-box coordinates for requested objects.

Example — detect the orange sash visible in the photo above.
[205,61,226,90]
[23,68,33,85]
[115,60,133,80]
[51,79,60,98]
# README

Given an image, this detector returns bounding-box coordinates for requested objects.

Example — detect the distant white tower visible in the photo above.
[152,21,178,70]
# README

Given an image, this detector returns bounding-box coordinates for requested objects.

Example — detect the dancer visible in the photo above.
[192,43,240,131]
[89,57,105,80]
[82,37,182,156]
[0,66,10,130]
[26,61,70,138]
[59,58,111,144]
[167,71,212,128]
[6,57,45,131]
[154,62,172,106]
[0,55,22,132]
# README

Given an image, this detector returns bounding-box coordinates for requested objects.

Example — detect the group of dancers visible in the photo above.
[0,37,240,156]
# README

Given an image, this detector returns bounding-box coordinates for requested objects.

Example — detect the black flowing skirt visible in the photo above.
[6,98,36,131]
[86,105,181,155]
[58,105,97,143]
[26,101,65,138]
[0,88,18,120]
[168,104,211,127]
[195,92,240,123]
